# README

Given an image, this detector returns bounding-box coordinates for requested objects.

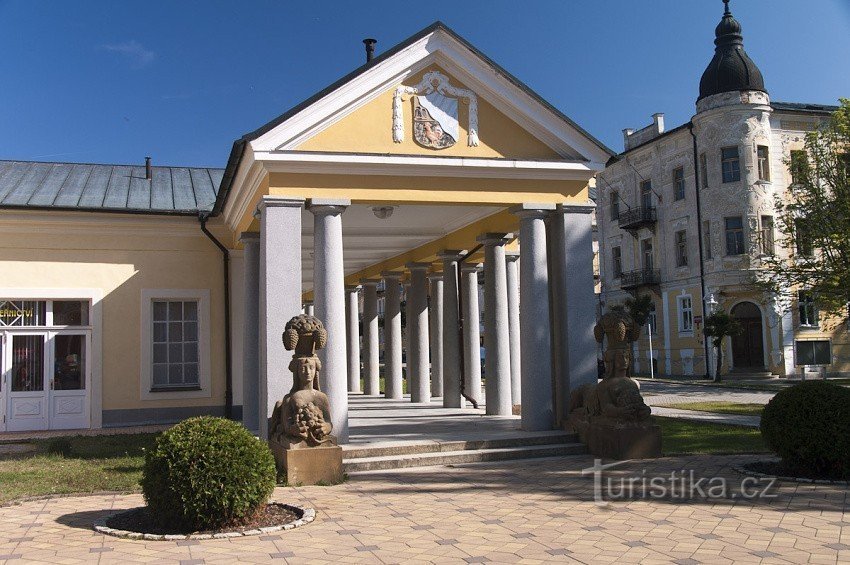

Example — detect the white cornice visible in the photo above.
[255,151,601,180]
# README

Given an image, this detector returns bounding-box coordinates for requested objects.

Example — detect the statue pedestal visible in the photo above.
[272,443,344,486]
[584,422,661,460]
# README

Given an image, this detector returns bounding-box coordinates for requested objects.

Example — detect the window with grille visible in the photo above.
[721,146,741,183]
[152,300,200,389]
[673,167,685,200]
[725,216,745,255]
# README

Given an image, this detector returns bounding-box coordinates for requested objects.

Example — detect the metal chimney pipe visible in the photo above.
[363,38,377,62]
[145,156,152,180]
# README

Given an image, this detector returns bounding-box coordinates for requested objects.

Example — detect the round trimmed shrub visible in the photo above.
[141,416,276,531]
[760,381,850,479]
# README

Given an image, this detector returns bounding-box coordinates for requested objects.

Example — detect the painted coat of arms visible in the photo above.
[393,71,479,149]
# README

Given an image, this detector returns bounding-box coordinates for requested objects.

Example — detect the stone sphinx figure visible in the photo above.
[269,314,336,450]
[567,308,660,459]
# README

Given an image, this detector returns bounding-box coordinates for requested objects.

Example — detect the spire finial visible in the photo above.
[723,0,731,15]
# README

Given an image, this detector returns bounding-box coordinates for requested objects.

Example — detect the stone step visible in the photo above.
[343,442,587,473]
[342,431,578,460]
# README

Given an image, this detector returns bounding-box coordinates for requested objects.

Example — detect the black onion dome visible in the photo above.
[698,0,766,101]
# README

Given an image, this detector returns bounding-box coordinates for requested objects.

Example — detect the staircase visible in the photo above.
[342,431,586,473]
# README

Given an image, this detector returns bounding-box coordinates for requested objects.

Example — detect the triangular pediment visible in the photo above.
[247,23,612,165]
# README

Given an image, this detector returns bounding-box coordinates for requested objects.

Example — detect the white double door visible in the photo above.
[1,330,91,432]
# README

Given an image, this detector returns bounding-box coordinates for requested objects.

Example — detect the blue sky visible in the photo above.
[1,0,848,167]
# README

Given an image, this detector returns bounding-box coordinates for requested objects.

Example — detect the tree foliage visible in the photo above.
[703,311,743,382]
[621,294,654,328]
[757,99,850,315]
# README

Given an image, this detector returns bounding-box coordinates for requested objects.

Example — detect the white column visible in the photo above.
[479,233,513,416]
[437,251,464,408]
[461,262,482,406]
[511,204,555,431]
[304,302,315,316]
[403,280,412,393]
[505,251,521,406]
[558,204,599,392]
[427,273,444,398]
[406,263,431,403]
[382,271,403,399]
[361,280,381,395]
[308,198,349,443]
[258,196,304,440]
[345,285,361,393]
[239,232,261,433]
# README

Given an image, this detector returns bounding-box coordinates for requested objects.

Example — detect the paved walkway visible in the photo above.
[1,453,848,564]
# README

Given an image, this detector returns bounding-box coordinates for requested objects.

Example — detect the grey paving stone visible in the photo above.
[696,533,719,540]
[259,535,281,541]
[464,558,489,563]
[625,540,648,547]
[270,552,294,559]
[89,547,113,553]
[437,539,459,545]
[336,529,360,535]
[356,545,379,552]
[176,540,200,546]
[547,548,572,555]
[511,532,534,538]
[825,543,850,551]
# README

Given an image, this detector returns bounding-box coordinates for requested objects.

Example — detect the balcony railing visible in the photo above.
[618,206,657,230]
[620,269,661,290]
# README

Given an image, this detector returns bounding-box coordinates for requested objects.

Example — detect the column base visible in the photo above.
[272,444,344,486]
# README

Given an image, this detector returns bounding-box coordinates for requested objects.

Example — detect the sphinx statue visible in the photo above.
[567,308,660,459]
[269,314,336,449]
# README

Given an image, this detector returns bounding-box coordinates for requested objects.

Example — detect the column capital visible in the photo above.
[460,262,483,273]
[427,271,445,281]
[239,231,260,243]
[256,195,305,215]
[405,262,432,271]
[303,300,314,306]
[381,271,404,280]
[505,250,520,262]
[509,203,556,219]
[344,284,361,292]
[557,202,596,215]
[476,232,514,246]
[359,278,381,286]
[307,198,350,216]
[437,249,467,261]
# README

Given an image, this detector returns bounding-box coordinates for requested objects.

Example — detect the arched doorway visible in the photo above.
[730,302,765,369]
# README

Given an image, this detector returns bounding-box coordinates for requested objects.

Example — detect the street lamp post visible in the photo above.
[704,294,718,379]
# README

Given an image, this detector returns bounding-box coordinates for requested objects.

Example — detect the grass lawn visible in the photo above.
[358,376,408,394]
[0,433,158,506]
[654,416,768,455]
[664,401,765,416]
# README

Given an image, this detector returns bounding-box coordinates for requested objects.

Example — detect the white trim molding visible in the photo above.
[139,289,212,401]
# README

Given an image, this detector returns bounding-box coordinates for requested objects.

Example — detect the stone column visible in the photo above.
[461,262,482,406]
[258,196,304,440]
[345,285,361,393]
[360,280,381,395]
[437,251,464,408]
[304,302,315,316]
[505,252,521,406]
[403,280,412,390]
[382,272,403,399]
[308,198,350,443]
[511,203,555,431]
[557,204,599,395]
[479,233,513,416]
[427,273,444,398]
[239,232,261,433]
[406,263,431,403]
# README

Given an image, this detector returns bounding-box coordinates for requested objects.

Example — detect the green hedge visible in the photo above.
[760,381,850,479]
[141,416,276,531]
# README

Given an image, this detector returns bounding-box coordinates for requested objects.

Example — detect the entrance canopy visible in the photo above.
[214,22,612,291]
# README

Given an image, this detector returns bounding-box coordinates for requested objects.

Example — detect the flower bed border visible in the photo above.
[732,461,850,486]
[94,503,315,540]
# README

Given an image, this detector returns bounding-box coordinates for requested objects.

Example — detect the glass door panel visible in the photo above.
[7,333,48,431]
[49,332,90,430]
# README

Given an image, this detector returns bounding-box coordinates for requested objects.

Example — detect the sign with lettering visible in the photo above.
[0,301,45,327]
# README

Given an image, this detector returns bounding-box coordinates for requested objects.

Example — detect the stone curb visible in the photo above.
[731,463,850,487]
[93,504,316,540]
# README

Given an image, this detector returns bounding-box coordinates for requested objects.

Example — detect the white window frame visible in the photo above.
[677,294,694,335]
[140,289,211,400]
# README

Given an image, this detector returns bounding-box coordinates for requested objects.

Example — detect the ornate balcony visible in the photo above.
[618,206,657,231]
[620,269,661,290]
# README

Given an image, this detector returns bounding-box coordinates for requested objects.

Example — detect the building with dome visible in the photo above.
[596,0,845,378]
